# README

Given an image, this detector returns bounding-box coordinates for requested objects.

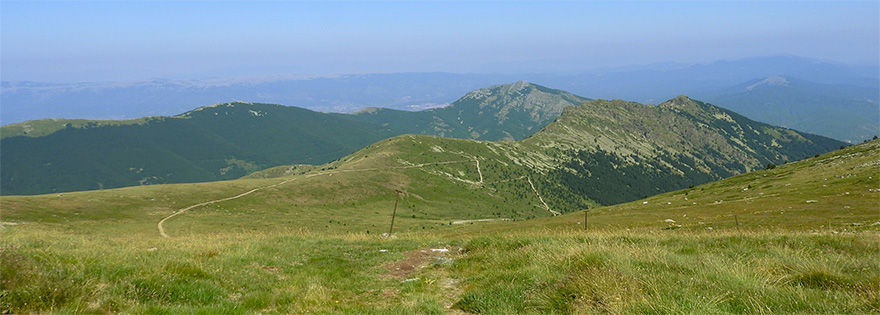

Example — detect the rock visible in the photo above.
[433,257,455,266]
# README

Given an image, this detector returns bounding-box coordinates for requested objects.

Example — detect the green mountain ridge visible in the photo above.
[0,83,844,198]
[339,81,590,141]
[0,103,400,195]
[524,96,843,206]
[251,95,844,211]
[0,82,589,195]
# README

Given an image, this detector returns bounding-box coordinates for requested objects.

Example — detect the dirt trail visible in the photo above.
[475,159,483,184]
[451,218,509,224]
[157,160,475,238]
[528,177,560,216]
[158,178,297,238]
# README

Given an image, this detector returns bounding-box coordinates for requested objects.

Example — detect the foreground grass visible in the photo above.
[1,227,462,314]
[3,225,878,314]
[452,229,879,314]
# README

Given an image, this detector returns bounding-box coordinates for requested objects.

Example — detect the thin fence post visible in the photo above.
[735,215,740,233]
[584,209,588,231]
[388,190,401,236]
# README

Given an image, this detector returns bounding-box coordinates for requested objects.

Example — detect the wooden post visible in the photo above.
[388,190,402,236]
[735,215,740,233]
[584,209,588,231]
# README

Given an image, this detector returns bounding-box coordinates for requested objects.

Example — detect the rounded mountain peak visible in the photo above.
[659,95,699,108]
[463,81,535,100]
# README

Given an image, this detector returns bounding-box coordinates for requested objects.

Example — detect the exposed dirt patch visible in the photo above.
[451,218,509,225]
[381,246,461,279]
[260,265,283,272]
[381,288,398,298]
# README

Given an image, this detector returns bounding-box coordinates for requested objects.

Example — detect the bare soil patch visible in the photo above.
[381,246,461,279]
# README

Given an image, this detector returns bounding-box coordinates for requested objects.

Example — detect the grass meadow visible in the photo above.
[2,227,878,314]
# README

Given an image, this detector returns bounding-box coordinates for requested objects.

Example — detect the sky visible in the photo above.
[1,1,878,83]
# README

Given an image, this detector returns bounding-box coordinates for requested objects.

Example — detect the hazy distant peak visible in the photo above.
[507,80,531,92]
[180,101,271,118]
[463,80,534,100]
[193,101,255,110]
[658,95,698,108]
[353,107,383,114]
[745,76,790,91]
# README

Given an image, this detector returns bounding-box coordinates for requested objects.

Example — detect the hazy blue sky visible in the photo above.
[2,1,878,82]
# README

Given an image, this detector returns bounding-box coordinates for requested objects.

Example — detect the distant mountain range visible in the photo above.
[0,73,514,123]
[0,82,584,195]
[3,56,877,142]
[698,76,879,143]
[1,81,844,198]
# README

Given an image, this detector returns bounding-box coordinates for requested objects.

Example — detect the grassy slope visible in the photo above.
[0,135,552,239]
[440,140,879,314]
[2,139,878,314]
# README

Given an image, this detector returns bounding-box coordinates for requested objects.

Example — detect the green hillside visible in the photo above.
[0,82,587,196]
[462,137,880,234]
[239,95,846,216]
[523,96,845,206]
[0,95,848,236]
[4,82,841,201]
[341,81,591,141]
[0,102,400,195]
[1,132,876,314]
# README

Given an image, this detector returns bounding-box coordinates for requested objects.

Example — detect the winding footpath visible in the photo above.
[157,159,475,238]
[527,177,560,216]
[157,178,298,238]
